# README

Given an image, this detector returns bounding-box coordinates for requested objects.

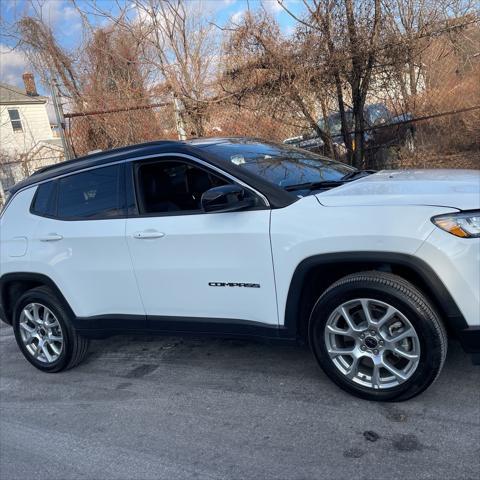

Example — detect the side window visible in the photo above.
[135,160,228,214]
[8,109,23,132]
[57,164,124,220]
[31,181,57,217]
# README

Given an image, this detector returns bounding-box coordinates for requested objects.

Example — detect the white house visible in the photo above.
[0,73,64,200]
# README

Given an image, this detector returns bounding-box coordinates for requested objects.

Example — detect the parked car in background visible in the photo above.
[284,103,415,158]
[1,138,479,401]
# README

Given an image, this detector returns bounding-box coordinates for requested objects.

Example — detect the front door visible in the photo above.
[125,157,278,328]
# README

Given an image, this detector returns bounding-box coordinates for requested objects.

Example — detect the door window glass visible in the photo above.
[31,181,57,217]
[57,165,124,219]
[136,161,227,214]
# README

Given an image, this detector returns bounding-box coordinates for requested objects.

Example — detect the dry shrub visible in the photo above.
[68,106,177,157]
[413,70,480,154]
[397,150,480,170]
[204,103,298,142]
[411,23,480,155]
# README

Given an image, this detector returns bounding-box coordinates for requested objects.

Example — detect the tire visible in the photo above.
[309,271,447,401]
[12,286,89,372]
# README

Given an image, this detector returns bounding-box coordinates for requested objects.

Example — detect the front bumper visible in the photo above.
[415,228,479,362]
[416,229,480,329]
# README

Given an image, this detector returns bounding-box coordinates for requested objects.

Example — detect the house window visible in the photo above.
[8,109,23,132]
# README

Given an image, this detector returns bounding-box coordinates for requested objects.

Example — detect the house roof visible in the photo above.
[0,82,47,105]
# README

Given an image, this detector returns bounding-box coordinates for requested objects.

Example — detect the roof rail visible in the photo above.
[31,140,182,176]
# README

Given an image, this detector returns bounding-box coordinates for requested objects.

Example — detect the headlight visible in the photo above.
[432,210,480,238]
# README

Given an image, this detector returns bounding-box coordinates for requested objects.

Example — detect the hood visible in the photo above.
[316,169,480,210]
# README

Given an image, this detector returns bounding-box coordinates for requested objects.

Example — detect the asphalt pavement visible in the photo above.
[0,321,479,480]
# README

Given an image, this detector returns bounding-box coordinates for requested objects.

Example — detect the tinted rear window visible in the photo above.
[31,181,56,217]
[57,165,124,219]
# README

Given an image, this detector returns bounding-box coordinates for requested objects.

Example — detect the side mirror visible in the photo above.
[201,184,256,213]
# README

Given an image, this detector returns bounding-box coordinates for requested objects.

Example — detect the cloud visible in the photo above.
[284,24,296,37]
[33,0,76,25]
[0,1,82,89]
[262,0,284,14]
[29,0,82,35]
[231,9,245,24]
[0,44,30,87]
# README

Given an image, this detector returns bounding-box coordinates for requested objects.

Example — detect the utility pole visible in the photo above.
[50,77,74,160]
[0,177,6,208]
[173,96,188,140]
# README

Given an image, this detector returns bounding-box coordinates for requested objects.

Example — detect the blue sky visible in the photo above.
[0,0,304,93]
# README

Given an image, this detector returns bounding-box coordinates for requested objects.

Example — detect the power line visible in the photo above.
[64,98,480,134]
[64,101,171,118]
[350,105,480,135]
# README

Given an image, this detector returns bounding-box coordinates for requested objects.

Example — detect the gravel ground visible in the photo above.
[0,321,479,480]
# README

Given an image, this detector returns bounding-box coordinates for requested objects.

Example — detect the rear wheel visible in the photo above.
[309,272,447,401]
[13,286,89,372]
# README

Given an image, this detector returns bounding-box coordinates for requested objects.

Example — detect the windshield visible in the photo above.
[201,140,355,189]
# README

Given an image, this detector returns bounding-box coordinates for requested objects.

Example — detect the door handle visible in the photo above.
[133,231,165,239]
[39,233,63,242]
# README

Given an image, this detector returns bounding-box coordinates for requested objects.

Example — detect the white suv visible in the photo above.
[1,138,479,401]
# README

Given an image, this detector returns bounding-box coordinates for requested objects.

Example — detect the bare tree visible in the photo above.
[345,0,382,167]
[75,0,219,137]
[76,25,162,152]
[220,10,336,155]
[279,0,382,167]
[1,0,477,171]
[16,16,82,102]
[7,4,167,155]
[381,1,477,109]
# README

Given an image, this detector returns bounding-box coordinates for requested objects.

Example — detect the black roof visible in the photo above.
[31,140,184,178]
[9,137,295,209]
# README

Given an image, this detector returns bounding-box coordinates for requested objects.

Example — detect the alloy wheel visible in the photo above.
[19,303,64,364]
[324,298,420,390]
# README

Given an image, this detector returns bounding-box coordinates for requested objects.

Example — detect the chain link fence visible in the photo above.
[63,21,479,170]
[63,96,479,171]
[61,14,480,171]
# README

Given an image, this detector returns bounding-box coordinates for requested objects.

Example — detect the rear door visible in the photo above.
[29,164,145,324]
[125,155,278,328]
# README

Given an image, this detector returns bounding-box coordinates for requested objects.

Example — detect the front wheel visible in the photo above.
[309,272,447,401]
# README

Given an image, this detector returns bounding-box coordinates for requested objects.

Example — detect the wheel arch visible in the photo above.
[0,272,75,325]
[284,252,467,341]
